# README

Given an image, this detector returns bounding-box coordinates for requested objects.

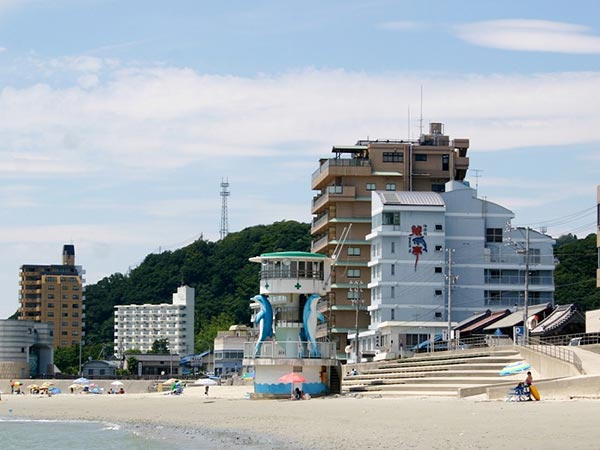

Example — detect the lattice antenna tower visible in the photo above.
[219,178,230,240]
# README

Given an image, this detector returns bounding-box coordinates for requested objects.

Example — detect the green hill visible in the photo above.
[83,220,311,351]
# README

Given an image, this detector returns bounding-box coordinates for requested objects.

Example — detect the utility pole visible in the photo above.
[523,227,530,344]
[350,280,363,364]
[446,249,457,349]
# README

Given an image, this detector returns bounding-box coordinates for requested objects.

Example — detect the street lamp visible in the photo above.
[349,280,364,363]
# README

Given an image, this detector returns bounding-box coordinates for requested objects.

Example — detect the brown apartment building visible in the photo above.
[311,123,469,359]
[19,245,85,349]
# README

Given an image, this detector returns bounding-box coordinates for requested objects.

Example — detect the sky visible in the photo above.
[1,0,600,318]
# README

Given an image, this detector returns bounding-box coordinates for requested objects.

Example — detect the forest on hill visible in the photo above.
[63,224,599,367]
[82,220,311,352]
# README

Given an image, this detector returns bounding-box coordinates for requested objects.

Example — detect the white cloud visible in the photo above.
[456,19,600,54]
[1,65,600,180]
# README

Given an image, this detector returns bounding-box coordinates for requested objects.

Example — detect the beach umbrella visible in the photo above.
[278,372,306,384]
[41,382,53,388]
[499,361,531,376]
[69,384,83,390]
[110,381,124,386]
[73,377,90,384]
[194,378,218,386]
[279,372,306,398]
[13,381,22,386]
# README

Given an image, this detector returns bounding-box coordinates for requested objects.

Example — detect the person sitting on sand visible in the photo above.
[294,387,302,400]
[119,387,125,394]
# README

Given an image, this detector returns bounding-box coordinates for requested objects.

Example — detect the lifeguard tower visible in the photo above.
[243,251,338,398]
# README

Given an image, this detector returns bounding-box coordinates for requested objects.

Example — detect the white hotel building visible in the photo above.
[114,286,195,358]
[360,180,555,353]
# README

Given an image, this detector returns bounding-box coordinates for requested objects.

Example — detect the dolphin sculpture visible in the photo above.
[303,294,326,357]
[253,294,274,356]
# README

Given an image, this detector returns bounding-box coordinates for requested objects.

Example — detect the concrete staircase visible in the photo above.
[342,348,524,398]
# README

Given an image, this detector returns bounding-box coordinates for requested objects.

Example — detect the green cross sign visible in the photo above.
[264,282,270,289]
[294,283,302,290]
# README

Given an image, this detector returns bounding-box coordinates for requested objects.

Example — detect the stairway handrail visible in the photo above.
[521,336,583,373]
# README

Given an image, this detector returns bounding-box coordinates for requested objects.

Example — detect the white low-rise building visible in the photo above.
[114,286,195,358]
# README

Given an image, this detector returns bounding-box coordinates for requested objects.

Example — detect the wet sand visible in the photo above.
[1,386,599,449]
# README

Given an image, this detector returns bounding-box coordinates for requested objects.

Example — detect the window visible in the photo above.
[366,183,376,191]
[486,228,503,243]
[48,285,55,290]
[435,224,443,231]
[62,331,68,336]
[62,295,69,299]
[72,304,79,308]
[62,285,68,290]
[530,248,541,264]
[61,321,68,327]
[73,295,79,300]
[442,154,449,171]
[100,369,106,375]
[347,290,360,300]
[383,152,403,163]
[48,302,54,308]
[347,269,361,278]
[61,340,67,346]
[88,369,94,375]
[72,312,79,318]
[385,183,396,191]
[327,185,343,194]
[391,242,395,253]
[48,294,54,299]
[72,331,79,336]
[435,245,443,252]
[390,286,395,298]
[434,267,443,273]
[391,264,395,276]
[73,286,79,291]
[415,153,427,161]
[435,312,443,318]
[382,212,400,225]
[72,321,79,327]
[435,289,443,296]
[63,313,68,317]
[62,303,68,308]
[72,340,78,346]
[431,184,445,192]
[48,312,54,317]
[348,247,361,256]
[391,309,395,320]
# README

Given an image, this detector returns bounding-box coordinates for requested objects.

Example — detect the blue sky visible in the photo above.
[1,0,600,318]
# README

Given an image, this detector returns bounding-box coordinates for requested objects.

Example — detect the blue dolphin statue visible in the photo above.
[253,294,274,356]
[303,294,325,357]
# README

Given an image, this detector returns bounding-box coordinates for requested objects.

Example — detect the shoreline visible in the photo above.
[2,387,600,449]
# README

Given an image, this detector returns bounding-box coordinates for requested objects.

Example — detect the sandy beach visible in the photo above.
[1,386,600,449]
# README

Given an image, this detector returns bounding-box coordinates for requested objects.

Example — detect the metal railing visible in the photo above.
[538,332,600,347]
[311,158,371,181]
[243,341,336,359]
[522,336,583,373]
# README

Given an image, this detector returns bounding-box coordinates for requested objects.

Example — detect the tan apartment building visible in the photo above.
[310,123,469,359]
[19,245,85,349]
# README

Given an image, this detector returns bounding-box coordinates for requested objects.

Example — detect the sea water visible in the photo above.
[0,417,288,450]
[0,418,189,450]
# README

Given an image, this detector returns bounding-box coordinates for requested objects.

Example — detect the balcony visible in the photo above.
[311,234,330,253]
[312,158,371,188]
[312,185,356,214]
[243,340,336,359]
[485,275,554,285]
[311,212,329,234]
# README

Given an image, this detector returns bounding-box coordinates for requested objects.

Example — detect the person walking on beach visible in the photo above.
[525,371,533,400]
[205,385,209,396]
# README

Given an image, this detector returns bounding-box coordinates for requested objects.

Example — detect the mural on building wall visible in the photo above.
[408,225,428,270]
[253,294,274,356]
[302,294,325,357]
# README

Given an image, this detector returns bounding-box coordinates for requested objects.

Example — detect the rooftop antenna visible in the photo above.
[407,105,411,141]
[220,178,230,240]
[472,169,483,193]
[419,85,424,137]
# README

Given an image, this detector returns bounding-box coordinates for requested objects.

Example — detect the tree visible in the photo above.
[150,338,170,354]
[126,356,139,375]
[195,312,235,353]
